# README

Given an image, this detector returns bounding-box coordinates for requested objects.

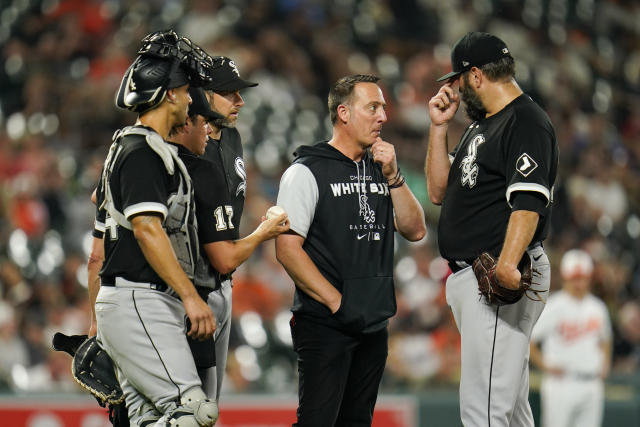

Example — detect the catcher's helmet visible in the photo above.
[116,30,213,114]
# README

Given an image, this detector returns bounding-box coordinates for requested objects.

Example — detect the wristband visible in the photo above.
[387,169,405,189]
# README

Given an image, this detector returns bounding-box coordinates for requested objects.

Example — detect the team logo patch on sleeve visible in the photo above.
[516,153,538,177]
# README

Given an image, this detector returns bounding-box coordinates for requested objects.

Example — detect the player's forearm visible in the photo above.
[390,186,426,241]
[425,124,451,205]
[87,236,104,335]
[601,340,612,378]
[203,234,261,275]
[276,234,341,313]
[131,215,198,300]
[497,210,539,269]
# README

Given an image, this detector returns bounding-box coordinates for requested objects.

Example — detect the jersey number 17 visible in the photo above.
[214,205,235,231]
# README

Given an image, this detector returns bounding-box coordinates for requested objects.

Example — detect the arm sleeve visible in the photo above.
[276,163,318,238]
[504,118,555,208]
[191,160,235,243]
[118,148,170,220]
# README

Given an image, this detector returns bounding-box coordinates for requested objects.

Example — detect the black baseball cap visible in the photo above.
[204,56,258,92]
[188,87,224,121]
[436,32,513,82]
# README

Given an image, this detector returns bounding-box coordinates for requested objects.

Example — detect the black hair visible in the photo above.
[479,56,515,82]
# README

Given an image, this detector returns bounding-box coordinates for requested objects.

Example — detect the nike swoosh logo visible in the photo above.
[357,234,368,240]
[533,254,543,261]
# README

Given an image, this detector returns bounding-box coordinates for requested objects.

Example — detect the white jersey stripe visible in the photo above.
[505,183,550,207]
[124,202,168,220]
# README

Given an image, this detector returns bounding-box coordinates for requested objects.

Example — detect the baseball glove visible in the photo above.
[472,252,532,306]
[53,333,128,427]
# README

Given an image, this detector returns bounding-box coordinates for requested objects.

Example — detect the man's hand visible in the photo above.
[328,295,341,314]
[545,365,565,377]
[372,137,397,179]
[183,295,216,340]
[428,83,460,127]
[495,261,522,290]
[256,213,290,241]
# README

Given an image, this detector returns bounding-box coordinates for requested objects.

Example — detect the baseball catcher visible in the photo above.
[52,332,128,427]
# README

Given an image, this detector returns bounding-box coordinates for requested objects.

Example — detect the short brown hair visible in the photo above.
[328,74,380,124]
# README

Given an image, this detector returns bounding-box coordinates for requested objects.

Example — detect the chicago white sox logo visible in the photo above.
[220,57,241,77]
[516,153,538,177]
[460,134,485,188]
[358,193,375,224]
[234,157,246,196]
[228,60,240,76]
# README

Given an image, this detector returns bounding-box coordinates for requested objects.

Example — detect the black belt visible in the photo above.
[101,278,213,301]
[213,272,232,291]
[447,241,543,274]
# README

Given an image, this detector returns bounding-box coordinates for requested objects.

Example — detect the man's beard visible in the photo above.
[211,117,235,129]
[460,76,487,122]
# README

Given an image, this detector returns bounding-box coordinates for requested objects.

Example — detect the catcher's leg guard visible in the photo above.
[180,387,219,426]
[131,401,162,427]
[163,407,199,427]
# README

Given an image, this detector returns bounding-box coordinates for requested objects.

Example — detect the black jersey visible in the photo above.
[96,127,185,285]
[438,95,558,261]
[202,127,245,240]
[177,144,233,244]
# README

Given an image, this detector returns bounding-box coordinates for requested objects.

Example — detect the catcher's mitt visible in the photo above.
[472,252,532,306]
[53,333,128,427]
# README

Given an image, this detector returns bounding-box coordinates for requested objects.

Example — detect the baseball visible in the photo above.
[266,205,286,220]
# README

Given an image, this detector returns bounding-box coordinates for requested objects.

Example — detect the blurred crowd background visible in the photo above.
[0,0,639,400]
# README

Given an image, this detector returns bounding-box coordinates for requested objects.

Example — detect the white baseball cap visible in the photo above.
[560,249,594,279]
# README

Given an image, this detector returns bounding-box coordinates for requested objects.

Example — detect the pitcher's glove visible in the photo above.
[53,333,128,426]
[472,252,532,306]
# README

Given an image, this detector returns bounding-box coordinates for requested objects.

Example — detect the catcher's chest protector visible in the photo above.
[100,126,199,278]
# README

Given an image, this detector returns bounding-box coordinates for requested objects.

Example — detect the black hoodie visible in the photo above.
[291,142,396,334]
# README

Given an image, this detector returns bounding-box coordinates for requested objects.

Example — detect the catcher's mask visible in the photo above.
[116,30,213,114]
